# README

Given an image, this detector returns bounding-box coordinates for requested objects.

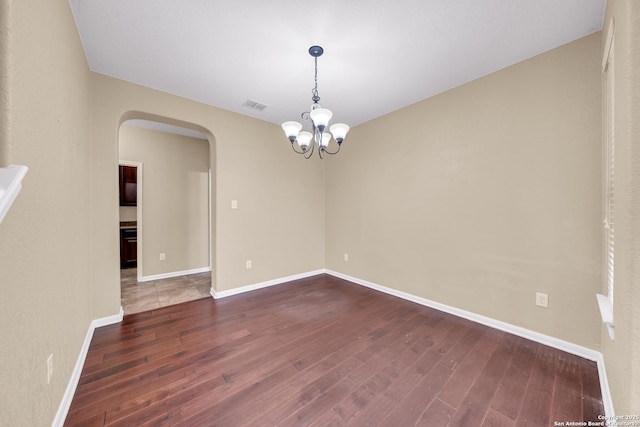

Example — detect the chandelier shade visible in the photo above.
[320,132,331,148]
[282,121,302,142]
[297,131,313,150]
[329,123,349,143]
[282,46,349,159]
[309,108,332,131]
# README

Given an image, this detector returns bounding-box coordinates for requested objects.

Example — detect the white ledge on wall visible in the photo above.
[596,293,615,340]
[0,165,28,225]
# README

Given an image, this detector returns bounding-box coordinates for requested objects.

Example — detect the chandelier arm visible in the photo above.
[322,143,341,155]
[304,141,315,159]
[290,141,315,155]
[290,143,305,155]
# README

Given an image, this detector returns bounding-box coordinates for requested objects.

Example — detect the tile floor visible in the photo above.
[120,268,212,314]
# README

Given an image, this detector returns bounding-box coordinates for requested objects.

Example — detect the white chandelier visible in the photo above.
[282,46,349,159]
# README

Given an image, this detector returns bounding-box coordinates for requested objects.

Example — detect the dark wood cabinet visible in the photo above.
[120,228,137,269]
[119,165,137,206]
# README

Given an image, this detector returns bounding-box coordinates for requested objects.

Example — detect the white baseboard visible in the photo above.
[324,269,615,417]
[52,307,124,427]
[595,352,615,416]
[210,269,325,299]
[140,266,211,282]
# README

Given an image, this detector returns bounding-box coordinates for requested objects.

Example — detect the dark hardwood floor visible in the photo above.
[64,274,604,426]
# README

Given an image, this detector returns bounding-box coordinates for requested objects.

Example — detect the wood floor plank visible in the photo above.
[482,407,516,427]
[438,348,492,409]
[341,318,462,426]
[331,318,443,423]
[580,356,605,422]
[63,409,105,427]
[416,398,456,426]
[356,322,482,426]
[230,356,363,426]
[266,313,428,427]
[373,316,471,426]
[100,336,182,363]
[102,367,207,424]
[239,314,426,426]
[447,344,513,427]
[169,364,302,426]
[438,322,485,370]
[218,300,407,385]
[516,345,558,426]
[310,409,348,427]
[550,353,584,425]
[489,338,537,420]
[63,274,604,426]
[377,356,452,427]
[67,365,192,418]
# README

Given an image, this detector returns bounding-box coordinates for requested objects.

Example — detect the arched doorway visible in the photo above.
[117,117,214,313]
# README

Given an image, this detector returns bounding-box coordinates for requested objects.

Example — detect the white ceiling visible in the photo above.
[69,0,606,128]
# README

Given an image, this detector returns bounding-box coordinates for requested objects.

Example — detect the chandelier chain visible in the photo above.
[312,56,320,104]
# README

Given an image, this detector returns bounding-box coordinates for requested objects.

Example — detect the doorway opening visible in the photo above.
[118,161,140,270]
[118,118,213,314]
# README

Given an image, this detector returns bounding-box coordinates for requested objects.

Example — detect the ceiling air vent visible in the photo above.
[242,99,268,112]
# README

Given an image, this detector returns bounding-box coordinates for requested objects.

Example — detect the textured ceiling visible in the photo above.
[70,0,606,128]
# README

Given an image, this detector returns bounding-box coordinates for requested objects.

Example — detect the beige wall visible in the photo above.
[600,0,640,414]
[90,73,326,318]
[119,125,210,276]
[0,0,93,425]
[326,33,603,349]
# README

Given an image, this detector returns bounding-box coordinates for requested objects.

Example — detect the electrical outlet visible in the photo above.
[160,253,166,261]
[246,260,252,269]
[47,354,54,384]
[231,200,238,209]
[344,253,349,261]
[536,292,549,308]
